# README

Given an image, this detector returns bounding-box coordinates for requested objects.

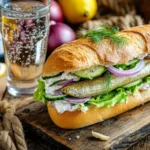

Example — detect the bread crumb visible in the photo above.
[92,130,109,141]
[69,138,71,141]
[76,135,80,139]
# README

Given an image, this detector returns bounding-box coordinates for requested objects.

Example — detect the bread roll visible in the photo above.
[43,25,150,129]
[42,25,150,76]
[47,89,150,129]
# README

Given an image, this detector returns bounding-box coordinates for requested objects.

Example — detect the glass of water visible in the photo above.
[0,0,50,96]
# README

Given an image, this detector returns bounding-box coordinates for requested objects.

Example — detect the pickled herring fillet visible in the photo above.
[61,63,150,98]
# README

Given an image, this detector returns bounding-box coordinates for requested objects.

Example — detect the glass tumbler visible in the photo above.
[0,0,50,96]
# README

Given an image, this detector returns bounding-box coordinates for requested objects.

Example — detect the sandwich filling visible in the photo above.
[34,58,150,114]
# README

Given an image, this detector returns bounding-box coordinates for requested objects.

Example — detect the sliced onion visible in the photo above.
[66,97,90,104]
[58,79,73,86]
[107,60,145,77]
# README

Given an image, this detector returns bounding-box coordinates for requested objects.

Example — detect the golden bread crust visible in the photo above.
[123,24,150,51]
[42,25,150,76]
[47,89,150,129]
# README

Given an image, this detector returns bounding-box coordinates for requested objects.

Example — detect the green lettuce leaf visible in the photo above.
[34,75,149,109]
[33,79,46,103]
[115,59,139,70]
[87,78,144,108]
[87,88,127,108]
[145,76,150,84]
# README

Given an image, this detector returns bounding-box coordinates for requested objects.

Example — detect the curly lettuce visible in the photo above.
[87,88,127,108]
[34,75,150,109]
[115,59,139,70]
[145,76,150,84]
[33,79,46,103]
[86,79,142,108]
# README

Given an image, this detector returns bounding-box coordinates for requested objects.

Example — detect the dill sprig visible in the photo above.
[81,24,128,47]
[106,71,112,90]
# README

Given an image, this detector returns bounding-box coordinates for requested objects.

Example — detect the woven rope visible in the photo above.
[96,0,136,17]
[76,14,144,36]
[0,100,27,150]
[0,131,17,150]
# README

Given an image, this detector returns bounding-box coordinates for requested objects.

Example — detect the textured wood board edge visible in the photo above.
[103,109,150,150]
[20,117,150,150]
[129,135,150,150]
[109,123,150,150]
[21,120,70,150]
[16,101,150,150]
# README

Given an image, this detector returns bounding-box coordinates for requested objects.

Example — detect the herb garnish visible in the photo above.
[81,24,128,47]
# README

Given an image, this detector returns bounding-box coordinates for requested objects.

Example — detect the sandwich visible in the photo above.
[34,24,150,129]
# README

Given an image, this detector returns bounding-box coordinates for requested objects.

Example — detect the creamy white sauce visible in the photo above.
[52,81,150,114]
[61,72,80,81]
[52,101,88,114]
[44,72,80,95]
[44,72,88,114]
[138,83,150,91]
[44,68,150,114]
[45,84,62,95]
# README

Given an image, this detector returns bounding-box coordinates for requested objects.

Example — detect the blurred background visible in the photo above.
[0,0,150,62]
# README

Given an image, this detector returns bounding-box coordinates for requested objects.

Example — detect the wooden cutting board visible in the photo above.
[1,75,150,150]
[15,100,150,150]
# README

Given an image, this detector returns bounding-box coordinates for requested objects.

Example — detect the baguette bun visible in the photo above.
[43,25,150,76]
[47,89,150,129]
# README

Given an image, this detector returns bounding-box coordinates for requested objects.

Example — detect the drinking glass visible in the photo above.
[0,0,50,96]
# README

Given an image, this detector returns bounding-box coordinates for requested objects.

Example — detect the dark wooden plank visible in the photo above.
[129,135,150,150]
[24,135,150,150]
[13,95,150,150]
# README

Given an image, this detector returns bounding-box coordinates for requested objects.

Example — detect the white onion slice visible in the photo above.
[66,97,90,104]
[107,60,145,77]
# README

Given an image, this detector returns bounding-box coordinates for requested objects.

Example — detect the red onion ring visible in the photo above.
[66,97,90,104]
[58,79,73,86]
[107,60,145,77]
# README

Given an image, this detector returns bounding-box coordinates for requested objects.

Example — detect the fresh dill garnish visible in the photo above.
[80,24,128,47]
[106,71,112,90]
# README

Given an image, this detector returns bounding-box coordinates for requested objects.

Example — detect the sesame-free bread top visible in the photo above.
[42,25,150,76]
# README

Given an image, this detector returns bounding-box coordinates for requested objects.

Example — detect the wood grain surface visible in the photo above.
[15,100,150,150]
[0,75,150,150]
